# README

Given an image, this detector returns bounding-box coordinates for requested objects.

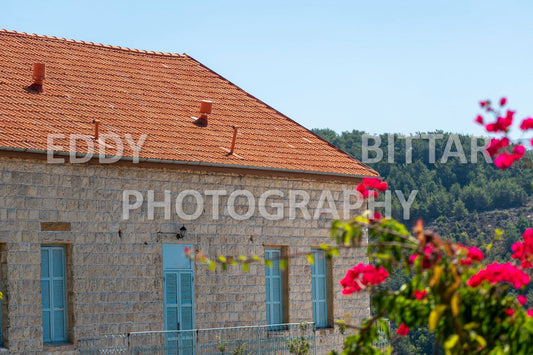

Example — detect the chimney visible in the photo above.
[28,63,46,93]
[195,100,212,127]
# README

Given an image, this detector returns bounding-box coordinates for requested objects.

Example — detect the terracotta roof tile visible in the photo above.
[0,30,377,178]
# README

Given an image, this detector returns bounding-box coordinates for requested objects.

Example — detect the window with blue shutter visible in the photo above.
[41,245,67,343]
[163,244,194,353]
[312,249,328,328]
[265,248,283,328]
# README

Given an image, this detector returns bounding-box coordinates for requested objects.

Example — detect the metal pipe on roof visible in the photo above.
[229,126,238,154]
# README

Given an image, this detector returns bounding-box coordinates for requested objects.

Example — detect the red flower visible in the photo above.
[362,177,388,191]
[467,262,530,289]
[408,254,419,265]
[413,290,427,300]
[520,118,533,131]
[371,212,382,221]
[340,264,389,295]
[506,308,515,316]
[356,184,369,198]
[486,137,510,157]
[457,245,484,265]
[486,110,514,133]
[475,115,484,125]
[528,309,533,317]
[409,244,439,269]
[494,145,524,169]
[512,228,533,268]
[517,295,527,306]
[500,97,507,106]
[480,100,491,108]
[397,323,409,336]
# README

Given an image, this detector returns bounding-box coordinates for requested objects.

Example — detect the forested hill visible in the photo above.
[312,129,533,225]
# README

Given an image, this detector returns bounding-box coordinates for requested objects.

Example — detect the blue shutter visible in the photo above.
[265,248,283,328]
[164,271,179,331]
[312,249,328,328]
[41,246,67,342]
[179,271,194,330]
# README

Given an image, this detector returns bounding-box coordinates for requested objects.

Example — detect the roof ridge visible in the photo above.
[0,29,183,57]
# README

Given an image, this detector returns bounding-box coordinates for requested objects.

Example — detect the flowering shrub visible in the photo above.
[475,98,530,169]
[329,100,533,354]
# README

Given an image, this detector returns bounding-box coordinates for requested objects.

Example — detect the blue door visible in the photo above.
[163,244,194,354]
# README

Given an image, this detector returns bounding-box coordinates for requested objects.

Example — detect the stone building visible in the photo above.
[0,29,377,354]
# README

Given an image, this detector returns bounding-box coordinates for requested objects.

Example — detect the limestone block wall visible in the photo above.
[0,156,369,353]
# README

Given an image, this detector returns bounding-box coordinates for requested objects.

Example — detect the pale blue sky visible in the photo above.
[3,0,533,135]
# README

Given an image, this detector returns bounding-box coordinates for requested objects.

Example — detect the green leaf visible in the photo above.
[208,261,216,271]
[444,334,459,350]
[474,335,487,349]
[242,263,249,272]
[265,259,273,268]
[218,255,227,263]
[429,305,446,331]
[464,322,479,331]
[307,253,315,264]
[280,259,288,271]
[451,293,460,317]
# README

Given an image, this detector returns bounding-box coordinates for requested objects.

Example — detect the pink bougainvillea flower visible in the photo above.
[520,117,533,131]
[479,100,490,108]
[362,177,388,192]
[372,212,382,221]
[408,254,419,265]
[512,228,533,268]
[356,184,369,198]
[494,145,524,169]
[486,137,510,157]
[528,309,533,317]
[475,115,484,125]
[500,97,507,106]
[413,290,427,300]
[340,264,389,295]
[494,152,515,169]
[517,295,527,306]
[457,244,484,265]
[486,110,515,133]
[397,323,409,336]
[506,308,515,316]
[467,262,530,289]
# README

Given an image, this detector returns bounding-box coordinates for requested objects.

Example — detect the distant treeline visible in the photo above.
[313,129,533,224]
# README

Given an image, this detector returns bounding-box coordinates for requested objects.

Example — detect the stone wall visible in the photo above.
[0,156,369,353]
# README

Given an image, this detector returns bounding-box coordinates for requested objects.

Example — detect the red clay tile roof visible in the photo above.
[0,30,377,178]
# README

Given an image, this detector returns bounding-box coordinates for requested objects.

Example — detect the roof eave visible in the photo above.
[0,146,378,180]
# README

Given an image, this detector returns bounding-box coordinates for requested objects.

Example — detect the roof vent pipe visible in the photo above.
[93,119,100,140]
[229,126,238,154]
[195,100,212,127]
[28,63,46,93]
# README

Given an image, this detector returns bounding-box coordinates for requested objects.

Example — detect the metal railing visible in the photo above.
[79,322,316,355]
